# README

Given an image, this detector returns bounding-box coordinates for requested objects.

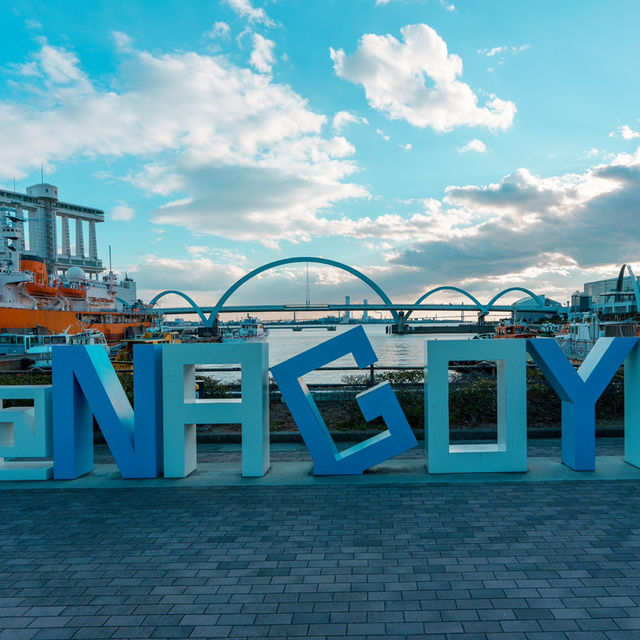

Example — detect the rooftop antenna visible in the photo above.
[109,245,112,272]
[40,164,44,184]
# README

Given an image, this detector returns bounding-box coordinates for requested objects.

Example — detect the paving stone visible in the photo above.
[0,448,640,638]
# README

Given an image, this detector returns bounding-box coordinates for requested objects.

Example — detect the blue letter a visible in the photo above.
[53,344,163,479]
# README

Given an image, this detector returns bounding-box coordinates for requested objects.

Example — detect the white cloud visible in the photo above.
[249,34,275,73]
[399,142,412,150]
[185,246,210,256]
[458,139,487,153]
[332,110,368,131]
[111,203,135,221]
[376,128,390,141]
[0,40,368,245]
[206,22,231,39]
[611,124,640,140]
[478,46,506,58]
[224,0,274,26]
[477,44,530,73]
[376,0,455,9]
[132,254,248,303]
[331,24,516,132]
[112,31,133,52]
[383,151,640,289]
[477,44,530,57]
[133,148,640,305]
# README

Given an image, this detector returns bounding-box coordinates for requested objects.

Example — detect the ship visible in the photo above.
[222,316,268,342]
[0,183,157,343]
[555,314,640,363]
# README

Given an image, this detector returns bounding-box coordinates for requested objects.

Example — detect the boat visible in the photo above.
[0,184,158,343]
[493,322,537,339]
[112,331,181,372]
[0,331,65,355]
[555,314,640,363]
[222,316,268,342]
[26,329,108,369]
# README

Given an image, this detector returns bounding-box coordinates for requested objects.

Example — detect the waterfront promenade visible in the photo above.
[1,439,640,639]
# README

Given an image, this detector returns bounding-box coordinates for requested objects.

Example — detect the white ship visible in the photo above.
[222,316,268,342]
[555,314,639,362]
[25,329,109,369]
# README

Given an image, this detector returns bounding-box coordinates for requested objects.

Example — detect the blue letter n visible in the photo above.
[53,344,163,479]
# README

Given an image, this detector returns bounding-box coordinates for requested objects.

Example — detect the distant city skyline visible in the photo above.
[1,0,640,312]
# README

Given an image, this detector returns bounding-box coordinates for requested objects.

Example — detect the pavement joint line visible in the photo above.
[1,455,640,489]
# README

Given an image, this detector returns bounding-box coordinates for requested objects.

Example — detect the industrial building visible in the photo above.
[0,183,137,308]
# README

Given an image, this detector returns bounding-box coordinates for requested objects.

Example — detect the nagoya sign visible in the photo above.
[1,326,639,481]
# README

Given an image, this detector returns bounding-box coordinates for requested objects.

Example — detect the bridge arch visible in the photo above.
[148,289,209,325]
[206,257,398,327]
[405,286,486,322]
[625,264,640,311]
[485,287,546,314]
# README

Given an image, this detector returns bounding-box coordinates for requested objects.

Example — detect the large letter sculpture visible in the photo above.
[53,344,163,479]
[162,343,269,478]
[0,385,53,480]
[526,337,638,471]
[271,326,417,475]
[425,338,527,473]
[624,340,640,468]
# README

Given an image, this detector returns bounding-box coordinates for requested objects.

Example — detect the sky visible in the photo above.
[2,0,640,317]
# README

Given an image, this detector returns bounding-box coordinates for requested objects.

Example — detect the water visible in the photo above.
[201,324,472,384]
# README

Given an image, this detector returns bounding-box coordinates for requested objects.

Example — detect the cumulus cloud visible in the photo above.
[332,110,368,131]
[382,152,640,288]
[131,254,248,304]
[331,24,516,132]
[249,33,275,73]
[223,0,273,26]
[610,124,640,140]
[206,22,231,39]
[134,144,640,305]
[111,203,135,221]
[112,31,134,52]
[458,139,486,153]
[0,40,368,245]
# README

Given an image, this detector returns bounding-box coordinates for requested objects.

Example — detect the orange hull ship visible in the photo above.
[0,183,156,344]
[0,255,156,344]
[0,308,153,343]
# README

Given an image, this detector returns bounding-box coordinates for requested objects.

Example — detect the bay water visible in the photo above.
[204,324,472,384]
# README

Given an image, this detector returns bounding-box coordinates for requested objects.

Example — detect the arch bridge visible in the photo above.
[148,256,563,332]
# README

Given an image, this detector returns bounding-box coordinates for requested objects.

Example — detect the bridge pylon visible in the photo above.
[395,311,407,334]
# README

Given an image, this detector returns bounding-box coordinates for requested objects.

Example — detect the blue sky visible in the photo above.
[2,0,640,313]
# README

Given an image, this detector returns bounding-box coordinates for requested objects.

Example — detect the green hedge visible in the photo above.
[0,367,625,429]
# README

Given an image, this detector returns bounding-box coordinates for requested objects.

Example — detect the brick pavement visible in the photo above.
[2,472,640,639]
